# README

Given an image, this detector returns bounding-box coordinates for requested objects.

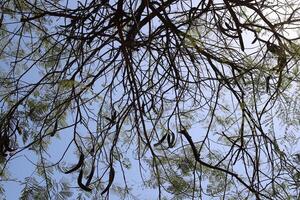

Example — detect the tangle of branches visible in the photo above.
[1,0,300,199]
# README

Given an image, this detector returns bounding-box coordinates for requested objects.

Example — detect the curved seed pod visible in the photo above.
[225,21,236,31]
[3,135,14,152]
[154,134,167,147]
[112,110,117,122]
[77,169,92,192]
[85,165,95,186]
[0,14,3,28]
[50,121,58,137]
[251,37,257,44]
[266,76,271,93]
[101,167,115,195]
[167,132,175,148]
[64,153,84,174]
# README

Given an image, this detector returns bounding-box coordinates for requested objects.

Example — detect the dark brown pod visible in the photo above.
[77,169,92,192]
[64,153,84,174]
[101,167,115,195]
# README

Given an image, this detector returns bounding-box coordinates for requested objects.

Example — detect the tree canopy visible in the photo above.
[1,0,300,199]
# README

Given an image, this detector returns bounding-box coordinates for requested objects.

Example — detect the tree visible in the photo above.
[1,0,300,199]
